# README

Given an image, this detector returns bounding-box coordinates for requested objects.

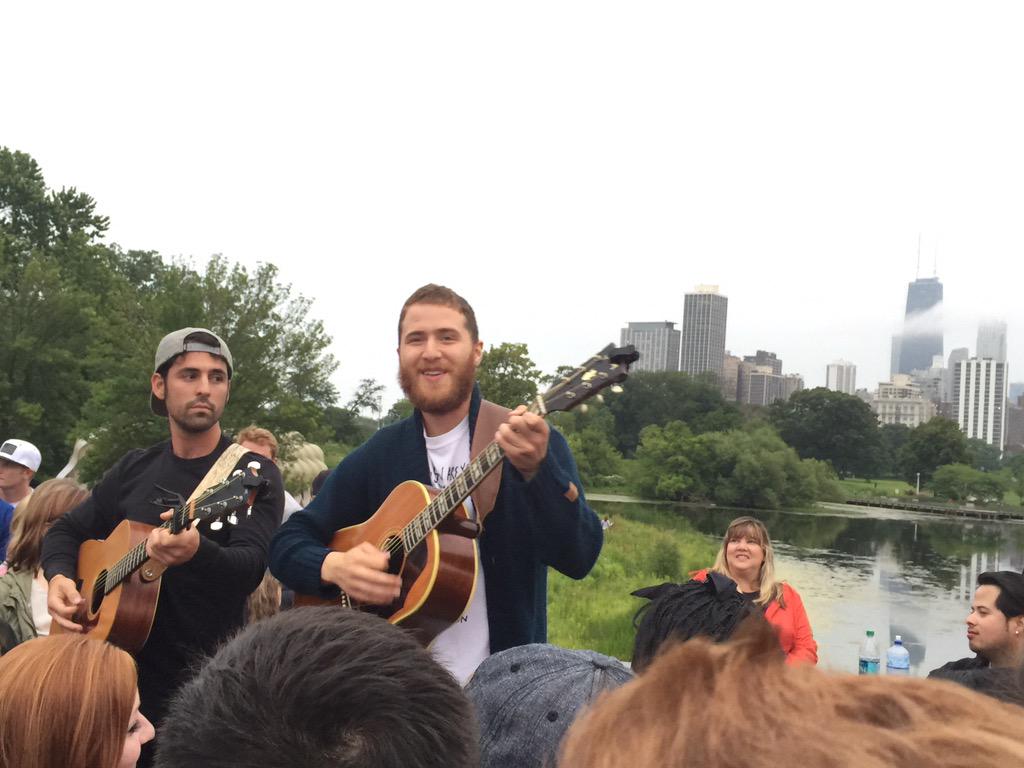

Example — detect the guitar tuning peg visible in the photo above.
[611,385,623,394]
[228,513,239,526]
[210,519,224,531]
[247,461,261,473]
[579,404,589,414]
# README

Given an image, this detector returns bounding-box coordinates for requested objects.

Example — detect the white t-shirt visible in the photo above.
[424,415,490,685]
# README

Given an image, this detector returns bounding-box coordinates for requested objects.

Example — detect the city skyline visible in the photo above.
[3,4,1023,412]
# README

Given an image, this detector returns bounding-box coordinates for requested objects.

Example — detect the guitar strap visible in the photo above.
[468,399,509,525]
[139,442,251,583]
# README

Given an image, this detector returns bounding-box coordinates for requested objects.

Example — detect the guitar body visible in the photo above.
[295,480,479,647]
[52,519,161,654]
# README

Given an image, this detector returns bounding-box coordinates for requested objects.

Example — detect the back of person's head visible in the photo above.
[631,572,762,672]
[154,606,478,768]
[978,571,1024,618]
[466,644,632,768]
[0,634,137,768]
[560,620,1024,768]
[6,478,88,572]
[398,284,479,342]
[235,425,279,461]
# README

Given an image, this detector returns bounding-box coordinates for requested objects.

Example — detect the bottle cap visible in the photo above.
[866,630,875,637]
[895,635,902,642]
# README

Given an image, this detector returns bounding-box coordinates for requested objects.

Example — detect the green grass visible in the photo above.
[836,477,917,499]
[547,505,718,660]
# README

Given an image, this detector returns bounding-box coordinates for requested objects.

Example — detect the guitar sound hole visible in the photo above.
[382,535,404,575]
[90,571,108,614]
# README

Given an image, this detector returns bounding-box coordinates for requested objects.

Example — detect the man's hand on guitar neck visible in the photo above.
[321,542,401,605]
[496,405,549,482]
[146,510,201,567]
[47,574,85,632]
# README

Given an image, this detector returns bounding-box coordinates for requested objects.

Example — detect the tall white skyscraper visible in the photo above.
[620,321,681,372]
[680,285,728,379]
[977,320,1008,362]
[826,360,857,395]
[953,358,1009,451]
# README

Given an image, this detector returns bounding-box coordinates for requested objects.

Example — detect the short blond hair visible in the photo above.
[560,621,1024,768]
[236,425,279,461]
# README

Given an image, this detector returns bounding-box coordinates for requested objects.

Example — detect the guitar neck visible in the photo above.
[400,399,545,551]
[102,502,194,596]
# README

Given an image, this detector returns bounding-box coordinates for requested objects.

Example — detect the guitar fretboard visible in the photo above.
[399,399,546,552]
[101,502,194,596]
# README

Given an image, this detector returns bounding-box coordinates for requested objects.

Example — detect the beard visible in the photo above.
[399,356,476,416]
[168,397,223,434]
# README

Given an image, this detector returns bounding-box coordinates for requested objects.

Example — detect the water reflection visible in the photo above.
[590,499,1024,675]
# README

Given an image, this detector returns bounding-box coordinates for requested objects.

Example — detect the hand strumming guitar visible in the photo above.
[495,405,549,482]
[320,541,402,605]
[47,574,85,632]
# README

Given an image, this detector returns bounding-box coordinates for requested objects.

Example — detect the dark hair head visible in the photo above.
[978,571,1024,618]
[398,284,479,343]
[154,606,479,768]
[311,468,330,497]
[630,573,762,672]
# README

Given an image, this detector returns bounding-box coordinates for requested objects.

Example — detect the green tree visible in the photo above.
[477,342,541,408]
[633,421,700,500]
[324,405,374,446]
[931,464,1008,503]
[898,418,969,486]
[877,423,912,478]
[1001,453,1024,504]
[349,378,385,427]
[769,388,882,477]
[607,371,742,457]
[966,438,1002,473]
[382,398,414,426]
[565,427,623,487]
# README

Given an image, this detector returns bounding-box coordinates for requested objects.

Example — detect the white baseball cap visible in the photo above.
[0,439,42,472]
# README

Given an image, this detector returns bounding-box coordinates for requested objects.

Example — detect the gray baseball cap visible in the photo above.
[465,644,633,768]
[151,327,233,416]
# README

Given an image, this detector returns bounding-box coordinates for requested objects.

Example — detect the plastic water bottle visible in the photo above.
[886,635,911,675]
[858,630,880,675]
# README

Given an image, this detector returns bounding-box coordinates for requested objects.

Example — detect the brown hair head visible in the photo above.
[0,634,137,768]
[236,425,279,462]
[560,620,1024,768]
[398,284,479,343]
[6,478,89,573]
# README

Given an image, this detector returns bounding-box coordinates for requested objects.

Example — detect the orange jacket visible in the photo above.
[692,569,817,666]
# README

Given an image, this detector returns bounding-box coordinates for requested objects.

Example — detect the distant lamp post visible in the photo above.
[916,472,921,495]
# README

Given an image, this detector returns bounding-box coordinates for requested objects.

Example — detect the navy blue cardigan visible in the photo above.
[270,386,603,652]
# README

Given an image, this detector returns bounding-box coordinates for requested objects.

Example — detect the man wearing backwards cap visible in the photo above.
[0,437,41,505]
[929,571,1024,705]
[41,327,284,766]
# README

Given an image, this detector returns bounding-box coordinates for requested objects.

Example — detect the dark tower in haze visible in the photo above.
[891,276,943,376]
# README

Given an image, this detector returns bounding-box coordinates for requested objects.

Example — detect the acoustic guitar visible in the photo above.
[296,344,639,646]
[54,463,265,653]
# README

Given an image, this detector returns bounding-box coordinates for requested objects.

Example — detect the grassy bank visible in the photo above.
[836,477,917,499]
[547,506,718,660]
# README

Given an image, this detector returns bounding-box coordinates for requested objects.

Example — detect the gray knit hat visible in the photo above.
[150,327,233,416]
[465,644,633,768]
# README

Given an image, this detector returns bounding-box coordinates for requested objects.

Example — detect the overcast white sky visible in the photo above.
[4,2,1022,412]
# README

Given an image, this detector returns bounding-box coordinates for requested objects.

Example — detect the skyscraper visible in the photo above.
[826,360,857,395]
[891,276,943,376]
[953,358,1009,451]
[620,321,681,373]
[680,285,728,379]
[977,320,1008,362]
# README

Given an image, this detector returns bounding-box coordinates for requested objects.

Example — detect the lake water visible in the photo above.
[590,498,1024,675]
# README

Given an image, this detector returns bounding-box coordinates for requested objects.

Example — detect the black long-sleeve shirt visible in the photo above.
[42,435,284,726]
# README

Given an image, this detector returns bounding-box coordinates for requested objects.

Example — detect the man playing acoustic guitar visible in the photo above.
[42,328,284,765]
[270,285,603,683]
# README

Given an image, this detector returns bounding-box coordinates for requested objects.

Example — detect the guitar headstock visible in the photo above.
[183,462,265,531]
[540,344,639,415]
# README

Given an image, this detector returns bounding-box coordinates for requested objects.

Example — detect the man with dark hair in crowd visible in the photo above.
[154,606,479,768]
[42,328,284,764]
[929,570,1024,704]
[271,284,602,683]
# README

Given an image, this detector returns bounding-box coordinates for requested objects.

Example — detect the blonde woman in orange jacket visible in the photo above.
[693,515,817,665]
